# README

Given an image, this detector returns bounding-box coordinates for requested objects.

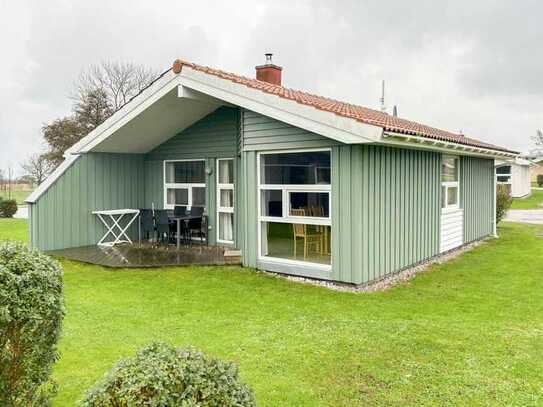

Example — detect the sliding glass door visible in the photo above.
[217,158,234,244]
[164,160,206,210]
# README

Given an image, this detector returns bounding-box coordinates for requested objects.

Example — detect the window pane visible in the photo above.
[167,188,188,205]
[260,151,331,185]
[289,192,329,217]
[441,185,446,208]
[219,213,234,242]
[260,222,331,265]
[261,190,282,217]
[218,159,234,184]
[165,161,205,183]
[496,165,511,175]
[447,186,458,206]
[441,157,458,182]
[192,187,206,207]
[497,175,511,183]
[220,189,234,208]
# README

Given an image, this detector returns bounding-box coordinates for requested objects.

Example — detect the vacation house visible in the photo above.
[26,56,517,285]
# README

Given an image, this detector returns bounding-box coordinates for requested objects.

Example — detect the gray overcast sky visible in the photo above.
[1,0,541,176]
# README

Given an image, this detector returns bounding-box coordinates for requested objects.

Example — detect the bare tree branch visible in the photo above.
[21,154,53,185]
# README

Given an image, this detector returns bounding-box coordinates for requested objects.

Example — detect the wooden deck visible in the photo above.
[47,243,241,268]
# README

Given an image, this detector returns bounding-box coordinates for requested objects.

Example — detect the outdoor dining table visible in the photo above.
[170,215,204,249]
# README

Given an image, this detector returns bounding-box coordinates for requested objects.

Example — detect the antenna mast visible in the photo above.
[380,80,386,113]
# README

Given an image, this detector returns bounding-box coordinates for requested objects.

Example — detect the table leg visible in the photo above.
[184,219,190,246]
[177,219,180,249]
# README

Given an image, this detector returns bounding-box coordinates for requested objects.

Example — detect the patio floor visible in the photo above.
[47,243,241,268]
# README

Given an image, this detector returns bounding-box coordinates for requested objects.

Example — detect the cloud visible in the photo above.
[1,0,541,175]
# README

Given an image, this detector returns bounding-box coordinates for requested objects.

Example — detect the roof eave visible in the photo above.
[381,131,518,159]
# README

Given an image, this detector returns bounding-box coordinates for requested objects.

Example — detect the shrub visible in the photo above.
[0,241,64,405]
[496,184,512,224]
[537,174,543,187]
[0,199,17,218]
[82,342,256,406]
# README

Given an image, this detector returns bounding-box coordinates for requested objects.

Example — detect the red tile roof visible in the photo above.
[173,59,517,154]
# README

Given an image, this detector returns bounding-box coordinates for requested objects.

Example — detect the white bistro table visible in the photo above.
[92,209,140,247]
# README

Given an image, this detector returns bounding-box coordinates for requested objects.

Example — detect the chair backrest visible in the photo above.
[174,205,187,217]
[154,210,170,234]
[309,206,324,217]
[190,206,204,217]
[291,209,306,237]
[140,209,154,232]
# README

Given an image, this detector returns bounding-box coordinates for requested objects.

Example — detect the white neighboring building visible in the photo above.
[495,158,533,198]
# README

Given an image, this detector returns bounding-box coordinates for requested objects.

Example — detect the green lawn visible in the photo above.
[0,189,32,205]
[0,220,542,406]
[511,189,543,209]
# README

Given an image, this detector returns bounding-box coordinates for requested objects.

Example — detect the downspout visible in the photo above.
[492,159,498,237]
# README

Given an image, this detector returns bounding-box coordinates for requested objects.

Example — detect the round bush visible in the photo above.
[0,199,17,218]
[0,241,64,405]
[82,342,256,406]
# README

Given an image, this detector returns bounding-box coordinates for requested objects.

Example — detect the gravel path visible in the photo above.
[504,209,543,224]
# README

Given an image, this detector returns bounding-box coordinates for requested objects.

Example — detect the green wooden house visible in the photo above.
[26,56,517,285]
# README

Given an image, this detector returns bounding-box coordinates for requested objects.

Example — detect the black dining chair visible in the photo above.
[140,209,155,242]
[174,205,187,217]
[154,210,171,245]
[187,207,206,245]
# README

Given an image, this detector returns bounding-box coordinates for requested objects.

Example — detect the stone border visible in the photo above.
[264,238,489,293]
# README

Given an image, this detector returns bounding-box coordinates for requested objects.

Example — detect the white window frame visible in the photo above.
[257,148,332,271]
[163,159,206,210]
[495,165,512,185]
[441,155,460,211]
[217,158,235,244]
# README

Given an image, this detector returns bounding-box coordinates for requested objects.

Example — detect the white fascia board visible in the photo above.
[66,71,180,155]
[381,132,518,159]
[26,154,80,203]
[178,68,382,144]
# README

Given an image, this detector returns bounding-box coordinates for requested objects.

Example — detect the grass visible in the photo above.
[511,189,543,210]
[0,218,28,242]
[0,220,542,405]
[0,189,32,205]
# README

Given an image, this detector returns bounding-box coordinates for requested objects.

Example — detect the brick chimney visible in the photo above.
[255,53,282,86]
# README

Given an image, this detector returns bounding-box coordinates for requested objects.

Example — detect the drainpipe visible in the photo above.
[492,159,498,237]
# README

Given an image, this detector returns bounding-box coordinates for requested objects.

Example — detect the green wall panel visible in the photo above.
[29,153,145,251]
[462,156,494,243]
[331,145,441,284]
[242,109,339,151]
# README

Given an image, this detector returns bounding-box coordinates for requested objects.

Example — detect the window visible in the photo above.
[496,165,512,184]
[441,156,459,210]
[258,150,331,267]
[164,160,206,210]
[217,159,234,244]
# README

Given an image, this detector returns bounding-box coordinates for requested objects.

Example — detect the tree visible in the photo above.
[21,154,53,185]
[41,61,158,169]
[73,87,113,133]
[76,61,157,111]
[41,117,83,167]
[531,129,543,156]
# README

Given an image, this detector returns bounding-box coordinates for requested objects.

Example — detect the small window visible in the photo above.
[496,165,512,185]
[441,156,459,209]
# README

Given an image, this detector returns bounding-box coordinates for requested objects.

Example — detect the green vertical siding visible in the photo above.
[241,151,258,267]
[143,106,240,246]
[462,156,494,243]
[331,145,441,284]
[30,153,145,251]
[242,109,339,151]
